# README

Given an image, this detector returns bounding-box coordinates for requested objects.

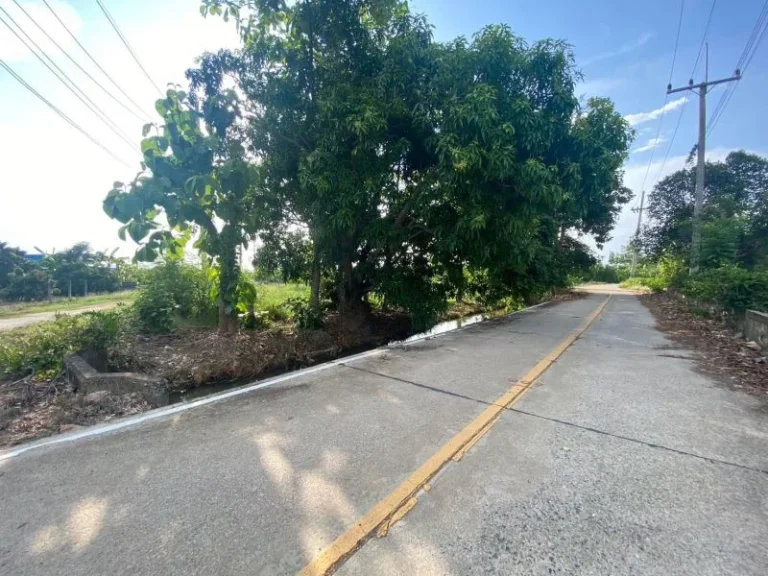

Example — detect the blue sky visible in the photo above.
[1,0,766,258]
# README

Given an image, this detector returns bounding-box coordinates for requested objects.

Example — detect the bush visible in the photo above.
[0,308,133,378]
[261,302,290,323]
[680,266,768,312]
[134,281,175,333]
[134,261,216,333]
[588,264,620,283]
[285,297,324,330]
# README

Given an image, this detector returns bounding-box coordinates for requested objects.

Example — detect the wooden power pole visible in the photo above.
[667,45,740,273]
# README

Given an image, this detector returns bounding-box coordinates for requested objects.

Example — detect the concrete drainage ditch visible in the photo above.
[64,351,169,406]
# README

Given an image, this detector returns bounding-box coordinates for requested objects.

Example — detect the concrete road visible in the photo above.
[0,303,121,332]
[1,295,766,575]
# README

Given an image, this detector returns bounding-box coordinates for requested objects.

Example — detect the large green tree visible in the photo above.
[198,0,632,326]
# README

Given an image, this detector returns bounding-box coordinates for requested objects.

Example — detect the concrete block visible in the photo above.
[65,354,169,406]
[745,310,768,349]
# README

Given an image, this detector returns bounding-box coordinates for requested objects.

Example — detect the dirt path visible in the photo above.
[0,302,122,332]
[574,282,649,295]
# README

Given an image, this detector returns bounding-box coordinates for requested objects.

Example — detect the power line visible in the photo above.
[630,0,686,274]
[0,59,133,169]
[691,0,717,79]
[636,0,686,204]
[95,0,163,96]
[707,0,768,136]
[653,0,717,184]
[0,6,136,151]
[10,0,149,123]
[742,10,768,72]
[41,0,153,120]
[737,0,768,69]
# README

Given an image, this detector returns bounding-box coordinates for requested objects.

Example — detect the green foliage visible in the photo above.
[134,281,175,334]
[118,263,150,288]
[0,241,129,302]
[134,261,216,333]
[103,88,274,331]
[195,0,632,326]
[284,297,325,330]
[642,151,768,270]
[617,254,684,294]
[0,242,30,290]
[680,266,768,312]
[0,308,133,378]
[588,265,620,284]
[2,268,50,301]
[254,230,312,284]
[700,218,743,269]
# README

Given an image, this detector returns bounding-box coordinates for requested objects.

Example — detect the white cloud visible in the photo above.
[624,96,687,127]
[632,137,665,154]
[581,32,654,67]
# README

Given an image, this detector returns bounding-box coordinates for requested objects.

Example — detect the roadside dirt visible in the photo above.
[1,294,576,448]
[114,311,412,390]
[0,311,411,447]
[642,294,767,395]
[0,377,148,448]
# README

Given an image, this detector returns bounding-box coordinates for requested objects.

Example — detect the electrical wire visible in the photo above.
[707,0,768,136]
[0,59,133,169]
[11,0,150,123]
[653,0,717,183]
[691,0,717,79]
[634,0,686,210]
[95,0,163,96]
[736,0,768,69]
[0,6,136,151]
[41,0,153,120]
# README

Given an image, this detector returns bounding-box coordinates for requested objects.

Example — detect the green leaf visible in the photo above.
[135,245,158,262]
[142,124,153,137]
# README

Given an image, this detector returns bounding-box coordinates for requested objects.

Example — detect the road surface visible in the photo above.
[0,303,121,331]
[1,294,766,575]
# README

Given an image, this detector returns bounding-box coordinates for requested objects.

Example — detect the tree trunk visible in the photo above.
[217,227,240,334]
[84,279,88,298]
[338,257,368,317]
[68,280,72,299]
[218,292,238,334]
[558,224,568,253]
[310,241,320,309]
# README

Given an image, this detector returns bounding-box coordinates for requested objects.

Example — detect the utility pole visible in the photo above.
[629,189,647,277]
[667,44,740,273]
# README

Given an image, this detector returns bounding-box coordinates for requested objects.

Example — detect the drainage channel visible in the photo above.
[169,313,490,405]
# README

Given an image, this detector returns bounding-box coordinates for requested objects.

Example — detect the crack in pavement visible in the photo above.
[341,363,768,477]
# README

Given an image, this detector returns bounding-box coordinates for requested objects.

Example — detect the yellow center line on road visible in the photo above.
[299,295,612,576]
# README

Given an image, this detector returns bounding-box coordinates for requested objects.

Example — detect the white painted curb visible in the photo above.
[1,299,553,460]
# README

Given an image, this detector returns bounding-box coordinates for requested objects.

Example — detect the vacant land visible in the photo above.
[0,291,136,319]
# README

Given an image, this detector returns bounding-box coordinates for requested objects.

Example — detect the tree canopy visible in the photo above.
[642,151,768,269]
[105,0,633,329]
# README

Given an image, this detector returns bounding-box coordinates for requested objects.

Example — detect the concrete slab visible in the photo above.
[339,295,768,576]
[0,296,606,576]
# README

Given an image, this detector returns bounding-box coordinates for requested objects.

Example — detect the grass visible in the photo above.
[257,282,310,309]
[0,291,137,319]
